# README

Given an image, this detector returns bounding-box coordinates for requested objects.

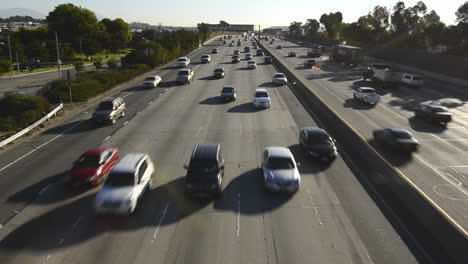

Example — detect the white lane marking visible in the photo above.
[123,121,129,126]
[0,121,84,173]
[38,184,51,197]
[313,208,324,228]
[121,91,134,98]
[148,101,153,105]
[196,126,202,138]
[237,193,240,237]
[239,123,242,136]
[160,70,169,76]
[306,187,313,200]
[102,136,111,143]
[41,216,83,264]
[151,203,169,243]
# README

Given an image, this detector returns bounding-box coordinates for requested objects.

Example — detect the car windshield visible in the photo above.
[74,154,100,168]
[202,55,209,58]
[97,101,114,110]
[432,106,448,113]
[268,157,295,169]
[144,77,156,81]
[413,76,423,80]
[178,58,187,62]
[215,69,224,73]
[392,130,412,139]
[188,160,219,175]
[106,172,135,186]
[306,132,331,144]
[249,61,255,64]
[179,71,189,75]
[255,91,268,97]
[222,87,235,93]
[274,74,285,78]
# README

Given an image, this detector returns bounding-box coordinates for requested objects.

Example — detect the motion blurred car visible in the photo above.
[353,87,380,105]
[212,48,219,54]
[272,73,288,85]
[176,69,194,84]
[304,59,316,68]
[401,73,424,88]
[176,57,190,68]
[92,97,126,125]
[262,147,301,193]
[373,128,419,153]
[264,56,273,63]
[234,50,240,55]
[67,147,120,188]
[201,54,211,63]
[299,127,337,161]
[414,104,452,125]
[256,49,264,56]
[231,55,240,63]
[220,85,237,101]
[247,60,257,69]
[94,153,155,215]
[245,53,253,60]
[229,42,234,47]
[252,88,271,108]
[213,68,225,79]
[184,144,224,198]
[141,75,162,88]
[277,45,282,49]
[288,51,296,57]
[223,40,227,44]
[244,46,250,52]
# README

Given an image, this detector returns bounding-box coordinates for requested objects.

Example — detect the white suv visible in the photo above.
[94,153,154,215]
[141,75,162,88]
[252,89,271,108]
[401,73,424,88]
[201,54,211,63]
[272,73,287,85]
[353,87,381,105]
[176,57,190,68]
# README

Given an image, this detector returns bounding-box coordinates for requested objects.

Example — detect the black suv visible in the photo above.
[299,127,337,162]
[184,144,224,198]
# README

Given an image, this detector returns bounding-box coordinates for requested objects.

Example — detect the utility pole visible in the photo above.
[15,51,20,75]
[79,38,83,63]
[7,35,13,75]
[55,31,62,78]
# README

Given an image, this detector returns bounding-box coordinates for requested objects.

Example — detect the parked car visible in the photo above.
[94,153,155,215]
[288,51,296,57]
[247,60,257,69]
[67,147,120,188]
[141,75,162,88]
[353,87,380,105]
[176,57,190,68]
[92,97,126,125]
[252,89,271,108]
[262,147,301,193]
[299,127,337,161]
[213,68,225,79]
[220,85,237,101]
[414,104,452,125]
[231,55,240,63]
[373,128,419,153]
[184,144,224,198]
[401,73,424,88]
[201,54,211,63]
[264,56,273,63]
[176,68,194,84]
[272,73,287,85]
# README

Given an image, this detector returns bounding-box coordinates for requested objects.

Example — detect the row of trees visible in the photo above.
[0,3,132,66]
[287,1,468,56]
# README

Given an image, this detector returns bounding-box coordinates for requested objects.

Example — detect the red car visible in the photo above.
[68,147,120,188]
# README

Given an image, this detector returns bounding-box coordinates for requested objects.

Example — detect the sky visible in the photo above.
[2,0,465,27]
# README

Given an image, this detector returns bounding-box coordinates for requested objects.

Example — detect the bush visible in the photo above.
[107,58,118,69]
[72,61,84,71]
[93,58,103,70]
[0,60,12,75]
[0,93,50,132]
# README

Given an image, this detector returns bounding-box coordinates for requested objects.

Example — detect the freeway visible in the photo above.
[0,39,424,263]
[261,38,468,237]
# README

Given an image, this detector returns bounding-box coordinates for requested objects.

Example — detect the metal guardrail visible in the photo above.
[0,103,64,149]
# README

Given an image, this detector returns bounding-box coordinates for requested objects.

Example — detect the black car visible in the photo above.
[256,49,264,56]
[414,104,452,125]
[305,59,316,68]
[213,68,225,79]
[277,45,282,49]
[212,48,218,54]
[373,128,419,153]
[184,144,224,198]
[264,56,273,64]
[288,52,296,57]
[244,46,250,52]
[299,127,337,161]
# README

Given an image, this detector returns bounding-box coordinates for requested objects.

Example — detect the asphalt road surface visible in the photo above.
[0,40,423,263]
[261,38,468,238]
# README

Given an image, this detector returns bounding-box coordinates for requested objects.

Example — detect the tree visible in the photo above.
[288,21,303,35]
[197,23,210,44]
[0,60,12,75]
[319,12,343,38]
[72,61,84,72]
[100,18,132,54]
[424,21,446,48]
[93,58,103,70]
[303,19,320,36]
[456,1,468,23]
[107,58,118,69]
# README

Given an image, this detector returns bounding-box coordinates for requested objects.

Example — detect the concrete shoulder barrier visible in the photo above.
[0,103,63,149]
[258,41,467,263]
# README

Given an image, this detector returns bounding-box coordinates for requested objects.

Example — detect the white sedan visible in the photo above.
[353,87,381,105]
[141,75,162,88]
[247,60,257,69]
[262,147,300,193]
[272,73,287,85]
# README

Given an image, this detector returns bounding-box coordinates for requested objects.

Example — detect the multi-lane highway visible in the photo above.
[0,39,429,263]
[261,38,468,237]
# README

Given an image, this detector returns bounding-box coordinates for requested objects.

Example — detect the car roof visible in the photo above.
[255,88,268,93]
[112,153,147,173]
[83,147,112,156]
[265,147,292,158]
[215,68,224,71]
[223,85,235,88]
[387,128,411,135]
[178,57,188,59]
[301,127,328,135]
[179,68,190,72]
[359,87,375,91]
[192,144,219,160]
[274,73,285,76]
[248,60,256,63]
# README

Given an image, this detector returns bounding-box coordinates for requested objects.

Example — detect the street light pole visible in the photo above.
[55,31,62,78]
[15,50,20,75]
[79,38,83,63]
[7,35,13,75]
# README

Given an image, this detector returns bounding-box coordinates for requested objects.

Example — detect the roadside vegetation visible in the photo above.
[0,93,50,133]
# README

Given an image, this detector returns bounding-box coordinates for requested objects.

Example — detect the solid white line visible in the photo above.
[121,91,134,98]
[148,101,153,105]
[196,126,202,138]
[103,136,111,142]
[237,193,240,237]
[160,70,169,76]
[151,203,169,243]
[123,121,129,126]
[306,187,313,200]
[0,121,84,173]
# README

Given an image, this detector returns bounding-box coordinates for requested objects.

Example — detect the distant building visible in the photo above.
[206,23,254,32]
[0,21,45,32]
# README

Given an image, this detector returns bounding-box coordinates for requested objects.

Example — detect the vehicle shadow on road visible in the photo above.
[227,103,262,113]
[198,76,214,81]
[288,144,332,174]
[367,139,413,167]
[343,98,375,110]
[408,116,448,134]
[123,85,152,92]
[199,96,228,105]
[159,81,179,89]
[258,82,275,88]
[42,119,103,135]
